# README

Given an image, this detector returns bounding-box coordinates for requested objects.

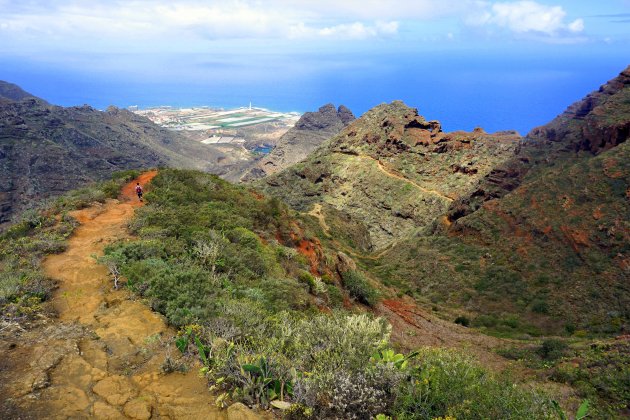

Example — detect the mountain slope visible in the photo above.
[448,65,630,221]
[0,86,227,224]
[258,67,629,335]
[433,66,630,333]
[258,101,520,250]
[239,103,354,181]
[0,81,41,103]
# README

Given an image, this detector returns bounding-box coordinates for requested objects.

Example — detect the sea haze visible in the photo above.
[2,50,627,135]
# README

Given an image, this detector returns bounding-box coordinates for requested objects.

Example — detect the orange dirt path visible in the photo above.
[29,172,226,419]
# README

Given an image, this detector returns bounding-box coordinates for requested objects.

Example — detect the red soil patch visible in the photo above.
[382,299,435,332]
[516,246,529,257]
[297,239,321,275]
[282,222,329,276]
[560,225,590,253]
[530,196,541,210]
[249,190,265,201]
[484,200,533,243]
[603,158,624,179]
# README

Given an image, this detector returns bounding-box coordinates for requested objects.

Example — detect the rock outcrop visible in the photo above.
[448,65,630,222]
[240,104,355,181]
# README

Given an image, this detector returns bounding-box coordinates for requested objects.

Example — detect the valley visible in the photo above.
[0,66,628,419]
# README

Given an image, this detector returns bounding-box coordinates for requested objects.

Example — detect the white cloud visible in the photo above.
[567,18,584,33]
[290,21,399,40]
[0,0,415,49]
[0,0,589,51]
[469,1,585,36]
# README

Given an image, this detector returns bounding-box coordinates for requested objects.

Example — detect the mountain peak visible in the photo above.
[527,65,630,154]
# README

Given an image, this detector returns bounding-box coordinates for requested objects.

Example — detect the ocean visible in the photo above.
[2,51,627,135]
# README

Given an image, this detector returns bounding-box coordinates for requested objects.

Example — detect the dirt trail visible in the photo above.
[337,153,455,202]
[2,172,230,419]
[306,204,330,235]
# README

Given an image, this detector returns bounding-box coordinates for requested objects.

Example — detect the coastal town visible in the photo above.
[132,105,301,148]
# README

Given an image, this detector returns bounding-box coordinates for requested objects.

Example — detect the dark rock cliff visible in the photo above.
[240,104,355,181]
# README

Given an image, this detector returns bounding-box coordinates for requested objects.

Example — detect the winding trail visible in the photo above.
[3,172,228,419]
[335,153,456,202]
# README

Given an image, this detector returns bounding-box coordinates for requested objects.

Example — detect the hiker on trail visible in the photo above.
[135,183,143,201]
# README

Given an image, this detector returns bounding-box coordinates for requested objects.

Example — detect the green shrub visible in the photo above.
[297,271,326,296]
[326,285,344,308]
[473,314,499,328]
[341,270,379,306]
[393,348,558,419]
[454,316,470,327]
[539,339,568,361]
[531,299,550,314]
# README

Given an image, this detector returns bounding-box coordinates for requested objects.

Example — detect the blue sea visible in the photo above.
[2,51,627,135]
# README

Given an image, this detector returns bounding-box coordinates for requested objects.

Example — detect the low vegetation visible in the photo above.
[102,169,568,418]
[497,338,629,417]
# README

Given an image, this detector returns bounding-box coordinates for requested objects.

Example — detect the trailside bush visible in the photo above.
[341,269,379,306]
[393,348,558,419]
[0,197,83,321]
[454,316,470,327]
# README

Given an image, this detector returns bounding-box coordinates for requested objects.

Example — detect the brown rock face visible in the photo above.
[447,65,630,223]
[528,65,630,154]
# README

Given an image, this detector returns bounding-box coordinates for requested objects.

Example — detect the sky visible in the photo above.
[1,0,629,133]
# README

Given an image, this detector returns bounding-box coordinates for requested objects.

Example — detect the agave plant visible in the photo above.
[370,349,419,370]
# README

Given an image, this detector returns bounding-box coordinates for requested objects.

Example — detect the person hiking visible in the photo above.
[135,183,143,201]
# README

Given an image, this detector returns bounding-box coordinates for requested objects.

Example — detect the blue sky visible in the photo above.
[1,1,629,132]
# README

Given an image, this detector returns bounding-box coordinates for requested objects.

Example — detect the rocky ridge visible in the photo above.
[448,65,630,222]
[239,104,355,181]
[434,66,630,332]
[258,67,629,334]
[0,81,41,103]
[259,101,520,249]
